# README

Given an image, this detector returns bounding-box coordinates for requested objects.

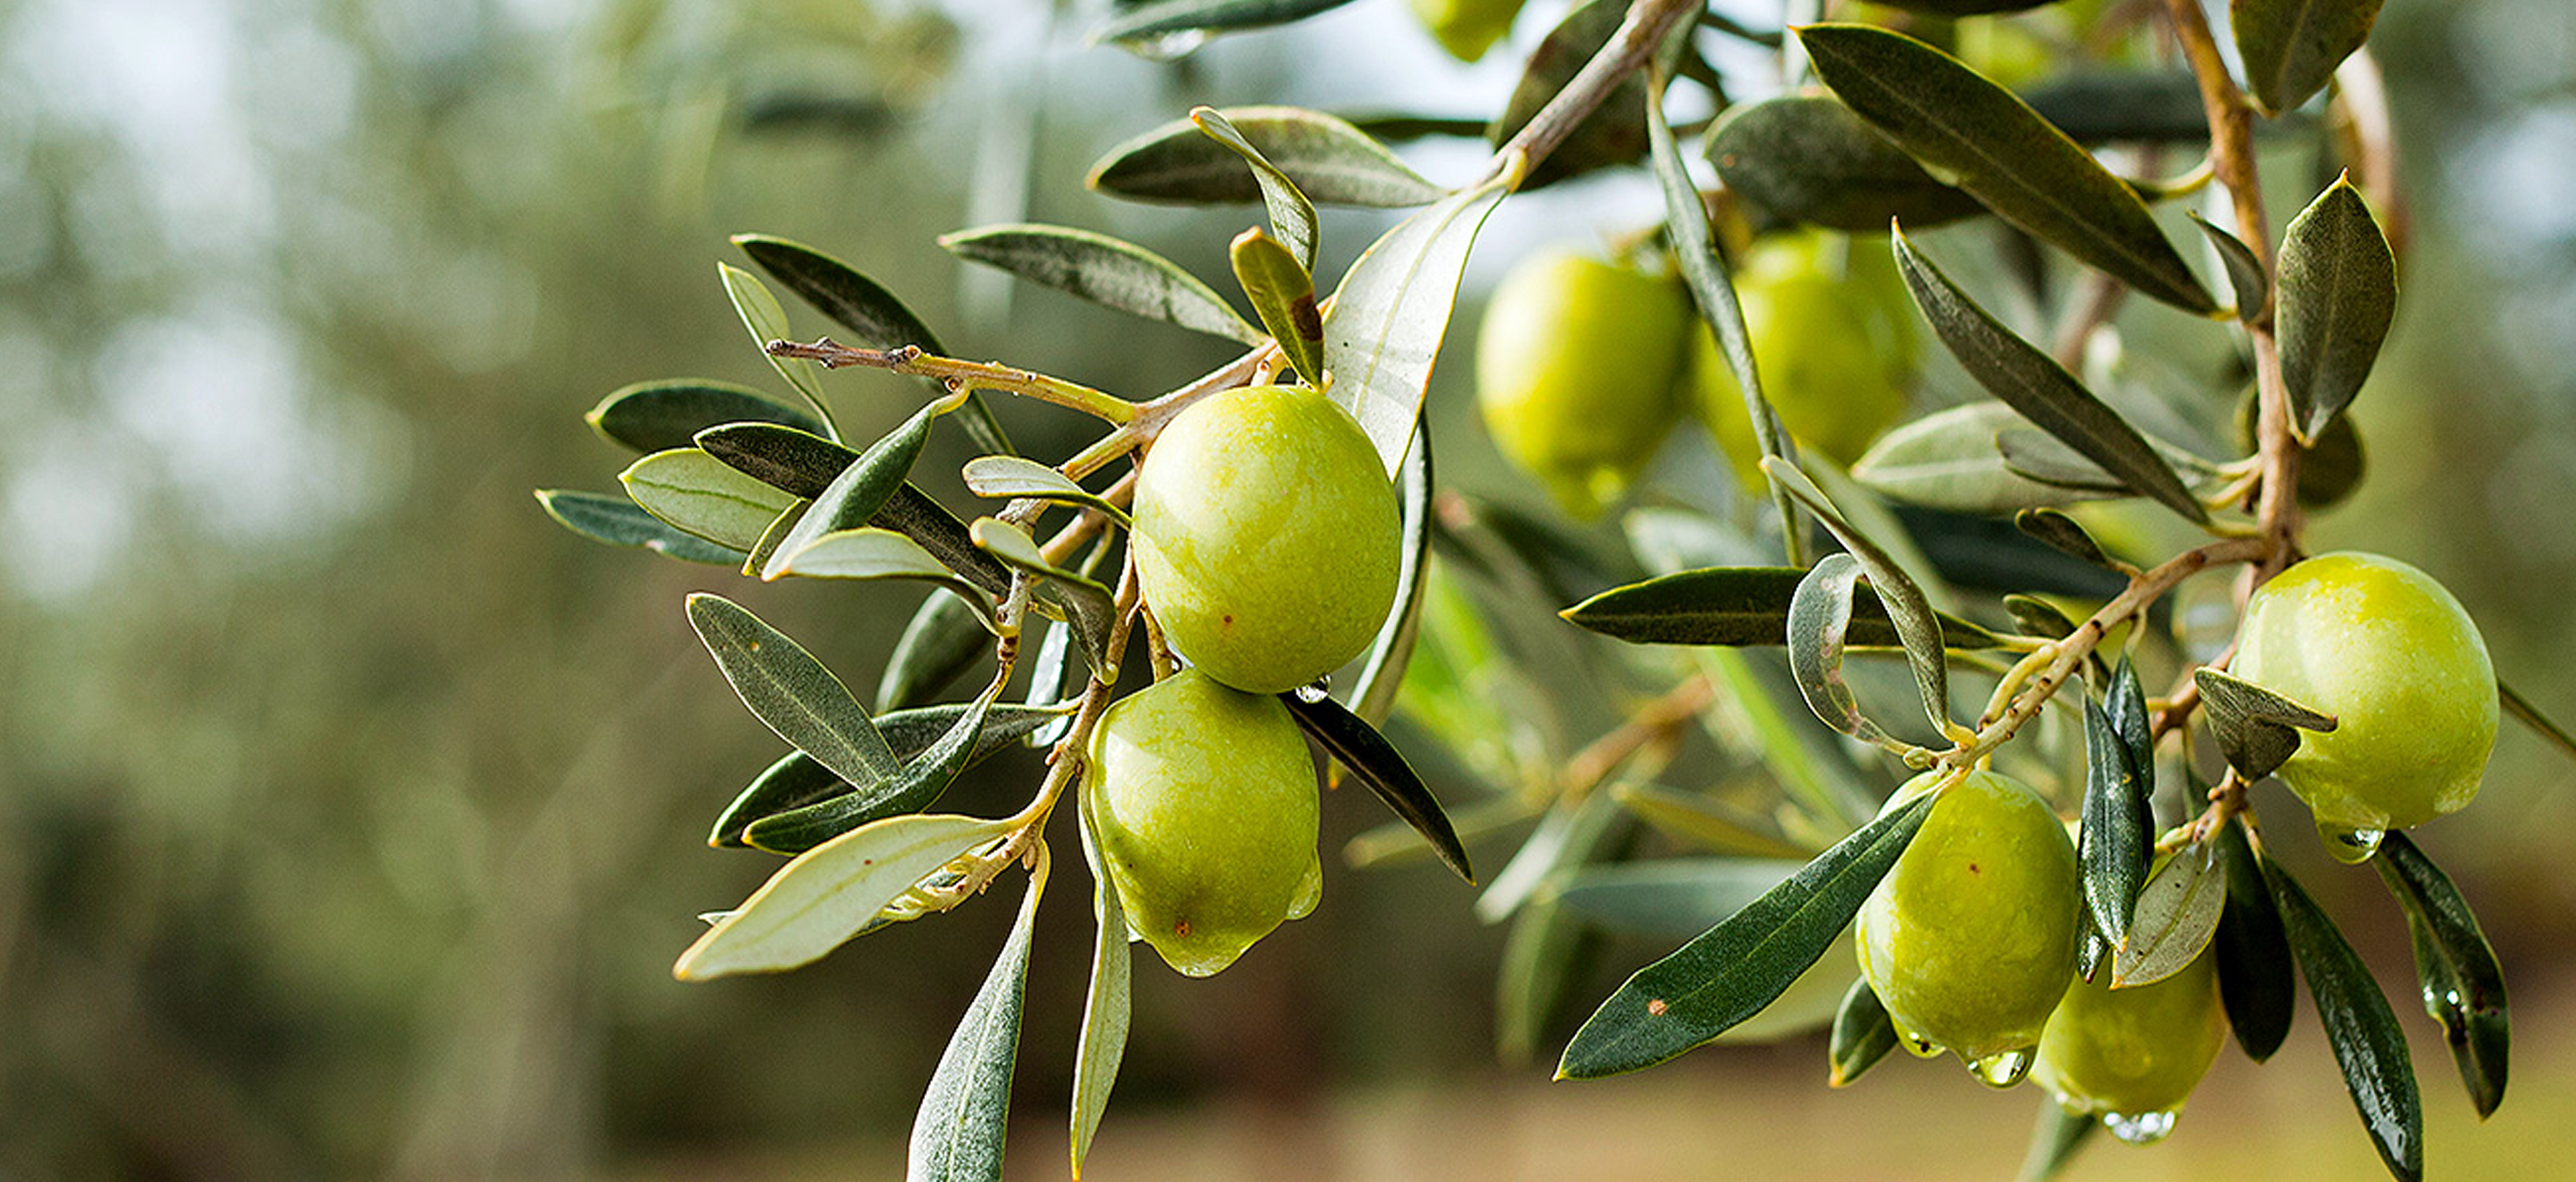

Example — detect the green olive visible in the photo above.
[1132,383,1401,694]
[1693,231,1917,488]
[2230,552,2497,851]
[1854,769,2081,1075]
[2032,938,2227,1136]
[1085,669,1323,977]
[1475,247,1690,519]
[1409,0,1526,63]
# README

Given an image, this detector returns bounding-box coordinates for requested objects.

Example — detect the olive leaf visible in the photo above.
[2190,212,2272,323]
[1090,0,1360,54]
[2003,593,2081,640]
[620,447,803,552]
[709,703,1062,849]
[908,856,1043,1182]
[1787,554,1894,743]
[1229,225,1325,385]
[2234,0,2386,116]
[717,261,836,432]
[1562,565,2002,650]
[1491,0,1647,189]
[959,456,1129,525]
[2264,856,2424,1182]
[2194,666,2337,782]
[2013,508,2118,571]
[1282,690,1472,884]
[536,489,746,566]
[1706,94,1982,233]
[1192,107,1319,271]
[1800,24,2216,314]
[687,593,903,786]
[2277,177,2398,443]
[674,812,1013,979]
[739,681,1006,855]
[2499,678,2576,764]
[1891,228,2211,523]
[1549,859,1807,941]
[1477,792,1618,925]
[2374,832,2510,1118]
[587,378,828,453]
[1321,167,1513,477]
[1851,403,2125,515]
[1766,458,1953,735]
[1828,977,1900,1087]
[2214,818,2296,1061]
[2112,839,2227,988]
[884,594,1007,713]
[937,223,1263,344]
[691,422,1016,599]
[1071,782,1131,1178]
[759,393,962,581]
[1556,790,1934,1079]
[1341,418,1434,727]
[2080,697,2151,946]
[1085,105,1444,208]
[1608,784,1817,861]
[771,529,996,631]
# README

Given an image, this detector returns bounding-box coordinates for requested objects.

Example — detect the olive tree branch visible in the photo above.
[767,338,1140,424]
[1486,0,1708,189]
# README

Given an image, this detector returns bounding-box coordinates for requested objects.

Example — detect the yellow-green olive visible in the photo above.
[1475,247,1690,519]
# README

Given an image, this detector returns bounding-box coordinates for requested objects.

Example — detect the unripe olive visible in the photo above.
[2032,937,2227,1138]
[1086,669,1323,977]
[1694,231,1917,489]
[1409,0,1525,63]
[1475,247,1690,519]
[1132,383,1401,694]
[1855,769,2081,1076]
[2230,552,2497,852]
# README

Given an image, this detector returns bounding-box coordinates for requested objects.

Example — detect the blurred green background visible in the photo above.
[1,0,2570,1178]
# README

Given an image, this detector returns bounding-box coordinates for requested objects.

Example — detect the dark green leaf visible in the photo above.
[1193,108,1320,270]
[535,489,746,565]
[907,862,1042,1182]
[1707,94,1983,233]
[2499,679,2576,763]
[695,421,857,498]
[759,395,957,580]
[1071,782,1131,1176]
[2264,856,2423,1182]
[1551,859,1805,941]
[881,595,996,712]
[744,684,1003,854]
[2190,212,2272,323]
[2014,508,2118,571]
[1851,403,2124,515]
[686,593,901,786]
[2015,1100,2100,1182]
[2214,819,2295,1060]
[1091,0,1359,51]
[1321,167,1511,475]
[1282,690,1472,883]
[2004,593,2080,640]
[1802,24,2217,313]
[1766,459,1954,733]
[2104,658,2155,808]
[1828,976,1899,1087]
[1086,104,1442,208]
[2195,666,2337,782]
[1556,790,1933,1079]
[2298,410,2368,509]
[1892,229,2211,521]
[875,486,1019,599]
[709,703,1059,849]
[2375,832,2509,1118]
[619,447,802,551]
[587,378,826,453]
[937,223,1261,343]
[1787,554,1890,742]
[1228,226,1325,384]
[2278,177,2398,442]
[2234,0,2386,116]
[2113,840,2227,987]
[2023,69,2211,145]
[1492,0,1646,189]
[732,233,1012,457]
[2081,698,2151,946]
[1562,565,2001,650]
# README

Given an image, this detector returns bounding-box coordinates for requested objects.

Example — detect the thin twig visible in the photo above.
[769,338,1140,424]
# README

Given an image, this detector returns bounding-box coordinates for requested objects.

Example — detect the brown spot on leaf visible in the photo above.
[1646,998,1669,1017]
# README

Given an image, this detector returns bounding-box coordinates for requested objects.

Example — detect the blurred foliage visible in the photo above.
[0,0,2570,1178]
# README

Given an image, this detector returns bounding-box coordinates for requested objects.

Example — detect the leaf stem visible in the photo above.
[769,338,1141,425]
[1486,0,1708,189]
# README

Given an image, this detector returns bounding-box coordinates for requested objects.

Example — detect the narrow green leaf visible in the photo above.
[745,682,1004,855]
[687,593,901,785]
[2023,69,2212,145]
[879,594,1003,714]
[2081,698,2151,946]
[674,813,1011,979]
[587,378,826,453]
[718,261,836,431]
[695,421,856,499]
[1085,105,1444,208]
[536,489,746,565]
[2214,818,2296,1061]
[1071,785,1131,1178]
[2113,840,2227,987]
[2004,593,2081,640]
[875,486,1020,600]
[1801,23,2217,313]
[1891,229,2211,522]
[760,394,960,581]
[2014,508,2118,571]
[2499,679,2576,763]
[1828,977,1899,1087]
[1091,0,1360,52]
[1342,418,1434,727]
[1610,784,1817,860]
[1497,883,1599,1068]
[2278,177,2398,443]
[1492,0,1647,189]
[2264,856,2424,1182]
[2104,658,2155,789]
[1851,403,2124,515]
[2195,666,2337,782]
[2015,1100,2100,1182]
[1550,859,1805,941]
[1565,565,2001,650]
[2189,212,2272,324]
[1192,107,1319,270]
[741,499,806,578]
[1021,619,1078,749]
[774,529,995,630]
[1787,554,1889,742]
[2375,832,2510,1118]
[959,456,1129,524]
[710,704,1061,849]
[908,858,1043,1182]
[1556,791,1934,1079]
[731,233,1012,457]
[1766,458,1953,734]
[2234,0,2386,116]
[1706,94,1983,233]
[1477,791,1617,925]
[620,448,801,551]
[1282,690,1472,884]
[1321,167,1513,476]
[938,223,1262,344]
[1228,227,1325,385]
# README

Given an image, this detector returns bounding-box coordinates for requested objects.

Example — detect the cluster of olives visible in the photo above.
[1474,230,1918,518]
[1087,382,1401,977]
[1851,551,2495,1141]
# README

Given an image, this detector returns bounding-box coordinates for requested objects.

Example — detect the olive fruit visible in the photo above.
[2230,551,2497,856]
[2031,938,2227,1143]
[1854,769,2081,1080]
[1693,230,1916,487]
[1085,669,1323,977]
[1475,247,1690,519]
[1132,383,1401,694]
[1409,0,1525,63]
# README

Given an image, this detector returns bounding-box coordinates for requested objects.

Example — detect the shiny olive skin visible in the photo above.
[1695,230,1917,487]
[1855,769,2082,1068]
[1475,247,1691,519]
[1085,669,1323,977]
[1132,383,1401,694]
[2033,939,2228,1121]
[2230,552,2497,840]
